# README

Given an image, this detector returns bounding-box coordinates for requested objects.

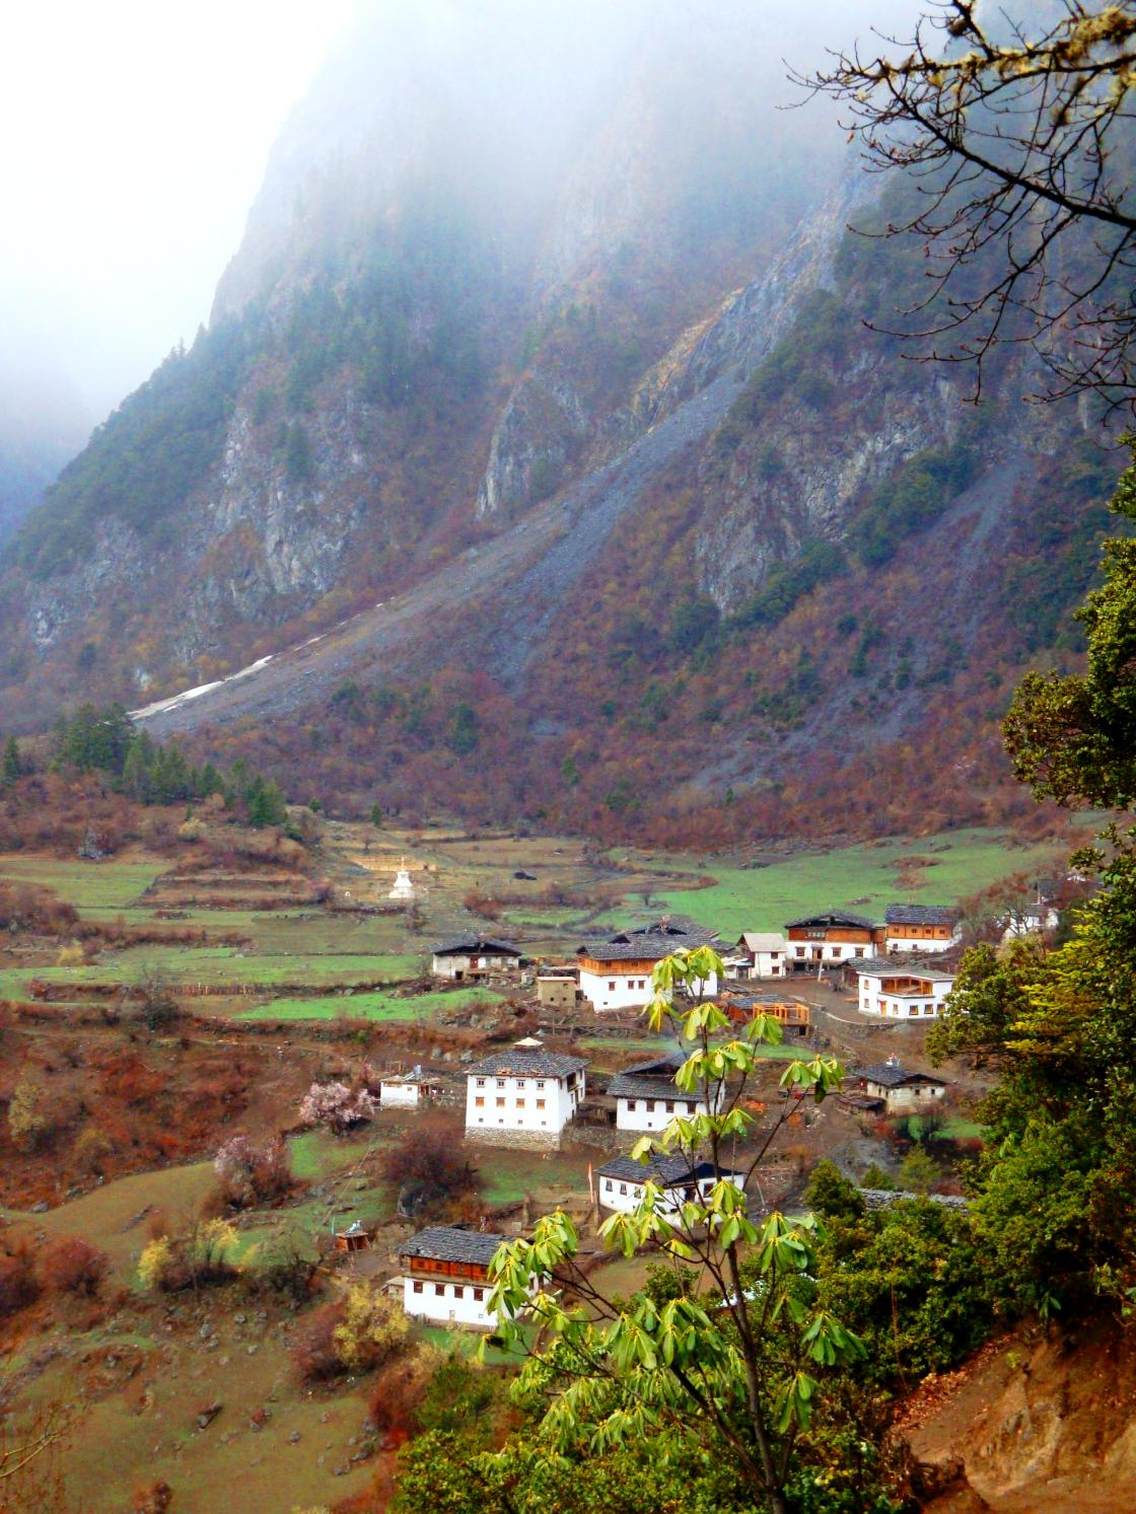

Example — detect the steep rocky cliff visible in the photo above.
[0,0,1122,839]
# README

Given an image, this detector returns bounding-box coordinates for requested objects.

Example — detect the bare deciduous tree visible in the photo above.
[802,2,1136,413]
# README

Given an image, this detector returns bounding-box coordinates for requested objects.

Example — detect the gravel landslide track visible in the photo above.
[139,372,742,740]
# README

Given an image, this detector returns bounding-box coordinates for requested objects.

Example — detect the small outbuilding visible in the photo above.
[431,936,523,980]
[858,1058,948,1112]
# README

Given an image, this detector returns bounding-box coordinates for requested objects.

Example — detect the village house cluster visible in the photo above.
[390,898,970,1329]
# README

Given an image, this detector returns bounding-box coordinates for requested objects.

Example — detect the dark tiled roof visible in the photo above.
[856,956,956,981]
[885,904,959,927]
[400,1226,505,1264]
[624,1051,686,1076]
[577,918,719,963]
[607,1072,697,1102]
[431,936,522,957]
[860,1062,946,1089]
[598,1154,741,1186]
[466,1050,587,1078]
[785,911,877,930]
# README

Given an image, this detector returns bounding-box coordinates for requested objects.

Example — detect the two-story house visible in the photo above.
[727,932,789,979]
[859,1058,948,1112]
[431,936,523,980]
[577,919,720,1013]
[465,1042,587,1147]
[596,1152,745,1217]
[883,904,960,954]
[785,911,883,970]
[607,1052,722,1133]
[856,958,955,1018]
[399,1225,513,1329]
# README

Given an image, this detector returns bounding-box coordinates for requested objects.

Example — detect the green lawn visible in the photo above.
[610,827,1075,937]
[0,947,422,1001]
[240,985,503,1023]
[0,854,164,911]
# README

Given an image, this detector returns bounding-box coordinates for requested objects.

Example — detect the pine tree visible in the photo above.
[2,736,23,786]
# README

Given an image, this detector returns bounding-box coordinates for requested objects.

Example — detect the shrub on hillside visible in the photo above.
[293,1283,409,1382]
[36,1236,109,1296]
[7,1076,51,1151]
[214,1134,293,1209]
[368,1344,443,1438]
[380,1116,475,1209]
[0,1238,39,1317]
[137,1218,240,1292]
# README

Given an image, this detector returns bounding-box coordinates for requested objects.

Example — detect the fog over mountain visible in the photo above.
[0,0,1120,844]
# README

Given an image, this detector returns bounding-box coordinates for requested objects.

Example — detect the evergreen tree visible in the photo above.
[2,736,24,786]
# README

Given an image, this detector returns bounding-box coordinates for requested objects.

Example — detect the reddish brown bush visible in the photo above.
[213,1134,293,1209]
[380,1116,475,1208]
[292,1299,345,1382]
[0,1237,39,1317]
[36,1236,109,1297]
[367,1348,438,1438]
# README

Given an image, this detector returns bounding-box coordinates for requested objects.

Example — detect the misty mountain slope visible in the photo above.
[0,0,1123,839]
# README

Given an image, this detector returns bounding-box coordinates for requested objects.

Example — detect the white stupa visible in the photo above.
[388,858,417,902]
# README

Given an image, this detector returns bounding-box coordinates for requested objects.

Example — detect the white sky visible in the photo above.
[1,0,358,425]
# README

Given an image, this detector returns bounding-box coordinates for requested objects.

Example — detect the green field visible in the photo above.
[240,986,503,1023]
[608,826,1075,938]
[0,853,165,911]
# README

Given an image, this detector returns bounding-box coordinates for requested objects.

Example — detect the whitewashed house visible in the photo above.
[856,958,955,1019]
[399,1226,510,1329]
[727,932,788,980]
[608,1053,723,1133]
[431,935,523,980]
[596,1153,745,1216]
[379,1069,443,1108]
[465,1042,587,1147]
[577,920,720,1013]
[859,1059,948,1113]
[785,911,882,970]
[884,904,960,954]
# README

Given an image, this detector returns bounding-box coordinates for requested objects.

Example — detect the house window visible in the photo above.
[536,1099,545,1110]
[435,1283,444,1296]
[516,1079,526,1088]
[855,948,864,957]
[475,1096,485,1108]
[496,1079,506,1089]
[665,1101,674,1113]
[496,1097,505,1108]
[619,1184,627,1194]
[412,1280,423,1294]
[795,947,805,958]
[626,1099,637,1111]
[474,1288,484,1301]
[516,1098,526,1109]
[475,1078,486,1087]
[604,1179,613,1190]
[536,1080,545,1089]
[454,1286,464,1298]
[608,981,615,991]
[646,1101,656,1112]
[685,1102,696,1114]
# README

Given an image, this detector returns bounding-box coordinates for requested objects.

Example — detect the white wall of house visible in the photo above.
[598,1170,744,1216]
[615,1088,719,1132]
[403,1273,495,1328]
[580,965,718,1012]
[753,948,786,977]
[866,1080,946,1110]
[381,1080,421,1107]
[789,941,872,967]
[859,974,953,1019]
[433,952,517,979]
[465,1070,584,1136]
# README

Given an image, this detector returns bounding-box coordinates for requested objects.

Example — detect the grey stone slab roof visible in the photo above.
[598,1154,742,1186]
[856,956,956,980]
[607,1072,698,1102]
[399,1226,506,1264]
[860,1062,946,1089]
[785,911,877,930]
[885,904,960,927]
[431,936,522,957]
[578,919,720,963]
[860,1189,969,1211]
[466,1050,587,1079]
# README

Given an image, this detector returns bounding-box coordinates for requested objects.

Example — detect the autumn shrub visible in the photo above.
[368,1345,442,1437]
[0,1238,39,1317]
[8,1075,51,1151]
[36,1236,109,1297]
[213,1134,293,1208]
[380,1116,475,1209]
[138,1219,241,1292]
[294,1283,409,1382]
[72,1122,115,1176]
